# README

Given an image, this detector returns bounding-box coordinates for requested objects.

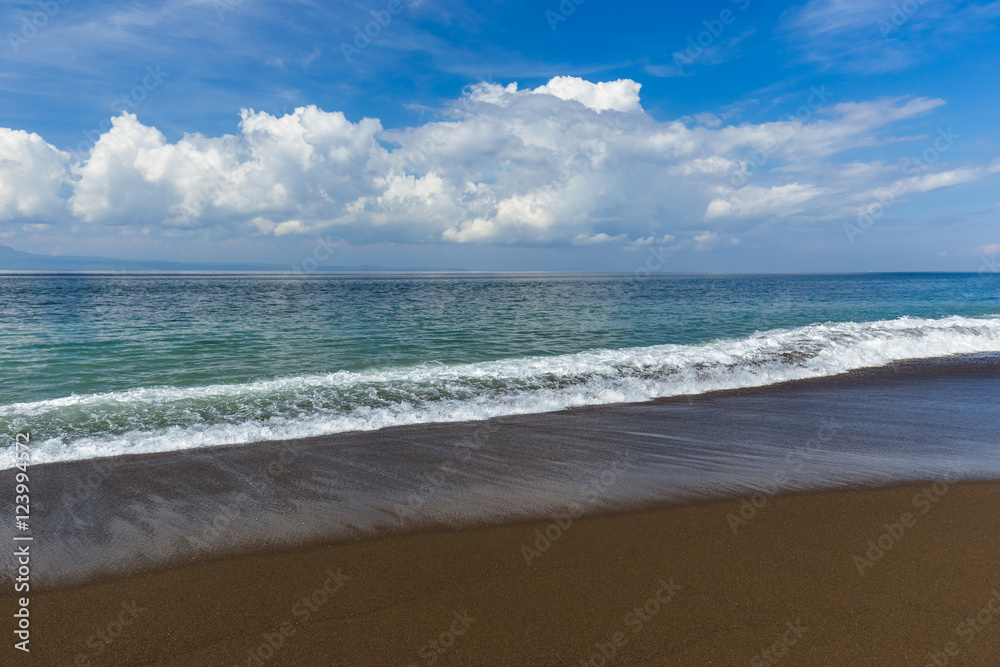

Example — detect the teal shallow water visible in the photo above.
[2,272,999,464]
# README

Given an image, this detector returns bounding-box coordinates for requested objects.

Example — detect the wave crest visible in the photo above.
[4,315,1000,466]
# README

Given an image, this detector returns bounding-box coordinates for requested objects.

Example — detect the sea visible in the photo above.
[3,272,1000,469]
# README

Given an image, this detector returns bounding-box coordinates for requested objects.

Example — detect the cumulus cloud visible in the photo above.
[70,107,386,230]
[532,77,643,113]
[0,129,71,222]
[0,76,996,250]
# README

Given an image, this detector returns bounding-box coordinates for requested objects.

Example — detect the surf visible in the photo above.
[4,314,1000,467]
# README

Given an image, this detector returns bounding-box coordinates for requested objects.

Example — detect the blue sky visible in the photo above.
[1,0,999,271]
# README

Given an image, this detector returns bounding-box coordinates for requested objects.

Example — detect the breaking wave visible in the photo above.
[4,315,1000,467]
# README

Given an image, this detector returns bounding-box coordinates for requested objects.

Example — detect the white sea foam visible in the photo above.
[4,315,1000,467]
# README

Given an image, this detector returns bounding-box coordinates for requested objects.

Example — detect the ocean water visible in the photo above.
[2,272,999,467]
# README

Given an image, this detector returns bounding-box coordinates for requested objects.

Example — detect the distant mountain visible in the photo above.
[0,246,392,272]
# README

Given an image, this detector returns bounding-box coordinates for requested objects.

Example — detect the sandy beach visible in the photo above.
[13,481,1000,666]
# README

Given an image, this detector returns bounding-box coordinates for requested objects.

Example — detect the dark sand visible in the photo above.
[15,482,1000,666]
[5,355,1000,665]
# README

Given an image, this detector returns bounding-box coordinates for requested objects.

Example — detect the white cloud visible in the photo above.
[625,234,675,250]
[532,77,643,113]
[70,107,387,230]
[464,81,520,107]
[851,167,990,219]
[573,232,628,245]
[273,219,306,236]
[673,156,741,176]
[692,113,722,128]
[784,0,1000,72]
[894,168,982,195]
[693,231,720,250]
[705,183,827,220]
[1,76,995,251]
[0,129,71,222]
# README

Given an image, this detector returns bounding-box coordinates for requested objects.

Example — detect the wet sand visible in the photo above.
[14,481,1000,666]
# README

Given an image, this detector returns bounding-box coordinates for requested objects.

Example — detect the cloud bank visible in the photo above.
[0,76,993,249]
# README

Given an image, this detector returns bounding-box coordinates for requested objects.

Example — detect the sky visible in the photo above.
[1,0,999,272]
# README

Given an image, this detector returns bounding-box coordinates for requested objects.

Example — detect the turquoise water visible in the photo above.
[2,272,999,464]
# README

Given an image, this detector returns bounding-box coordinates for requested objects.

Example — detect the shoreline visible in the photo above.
[9,480,1000,665]
[5,353,1000,592]
[10,316,1000,473]
[13,350,1000,474]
